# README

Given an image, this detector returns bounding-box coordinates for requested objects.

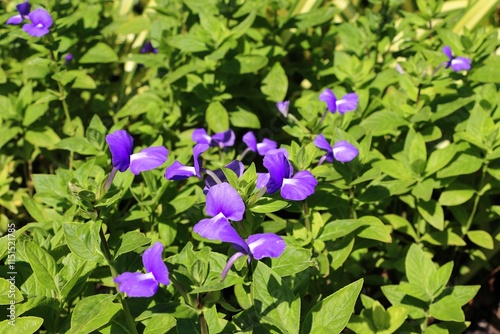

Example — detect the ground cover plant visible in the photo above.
[1,0,500,333]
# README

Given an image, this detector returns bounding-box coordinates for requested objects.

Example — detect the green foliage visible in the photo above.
[1,0,498,333]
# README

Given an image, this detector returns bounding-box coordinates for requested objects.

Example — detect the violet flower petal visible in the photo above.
[336,93,358,114]
[17,1,31,16]
[263,152,293,194]
[319,88,337,113]
[114,272,158,297]
[205,183,245,221]
[129,146,168,175]
[193,143,209,177]
[242,131,258,152]
[193,214,249,253]
[23,8,53,37]
[106,130,134,172]
[332,141,358,162]
[212,129,235,148]
[165,161,196,180]
[256,173,270,189]
[276,101,290,117]
[281,170,317,201]
[192,128,212,145]
[6,15,23,25]
[442,46,453,60]
[314,134,332,153]
[256,138,277,156]
[451,57,471,71]
[142,242,170,285]
[247,233,286,260]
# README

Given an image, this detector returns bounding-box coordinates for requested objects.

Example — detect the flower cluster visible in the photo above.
[108,87,363,296]
[6,1,53,37]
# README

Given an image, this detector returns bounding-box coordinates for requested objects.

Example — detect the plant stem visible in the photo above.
[199,311,208,334]
[302,201,311,233]
[49,49,73,134]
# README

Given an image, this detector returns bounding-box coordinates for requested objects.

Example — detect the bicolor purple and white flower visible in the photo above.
[192,128,235,148]
[6,0,30,25]
[314,134,358,164]
[319,88,358,114]
[193,183,286,279]
[114,242,170,297]
[259,150,318,201]
[165,144,209,180]
[22,8,52,37]
[442,46,471,72]
[241,131,277,157]
[276,101,290,117]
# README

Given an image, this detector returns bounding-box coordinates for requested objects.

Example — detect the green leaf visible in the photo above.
[229,109,261,128]
[23,103,48,127]
[25,241,58,292]
[261,62,288,102]
[206,101,229,132]
[385,305,409,333]
[222,55,268,74]
[429,296,464,322]
[250,197,289,213]
[427,261,453,298]
[114,232,150,259]
[373,160,415,180]
[115,92,163,118]
[329,236,355,270]
[253,262,301,334]
[426,322,468,334]
[467,230,494,250]
[55,137,100,155]
[70,295,120,334]
[166,35,208,52]
[405,244,436,293]
[63,221,105,262]
[0,125,21,150]
[0,316,43,333]
[436,154,483,178]
[302,279,363,334]
[406,130,427,175]
[441,285,480,306]
[357,216,392,243]
[0,278,23,305]
[79,42,119,63]
[143,314,176,334]
[438,183,475,206]
[319,218,367,241]
[417,199,444,231]
[25,127,61,148]
[360,111,409,136]
[270,246,311,277]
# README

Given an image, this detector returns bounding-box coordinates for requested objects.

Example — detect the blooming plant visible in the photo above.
[3,1,497,333]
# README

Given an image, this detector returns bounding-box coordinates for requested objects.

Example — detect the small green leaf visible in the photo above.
[417,199,444,231]
[405,244,436,292]
[55,137,100,155]
[0,316,43,333]
[270,246,311,277]
[439,183,475,206]
[63,221,105,262]
[206,101,229,133]
[0,278,23,305]
[23,103,48,127]
[229,109,261,128]
[144,314,176,334]
[25,241,58,292]
[467,230,494,249]
[25,127,61,148]
[302,279,363,334]
[114,232,150,259]
[261,62,288,102]
[373,160,415,180]
[79,42,119,63]
[250,197,289,213]
[429,296,464,322]
[253,262,300,333]
[436,154,483,178]
[427,261,453,298]
[70,295,120,334]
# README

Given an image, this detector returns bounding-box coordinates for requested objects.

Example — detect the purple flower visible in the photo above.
[276,101,290,117]
[442,46,471,72]
[105,130,168,175]
[242,131,277,156]
[262,150,317,201]
[6,1,30,25]
[22,8,53,37]
[193,183,286,279]
[64,53,74,62]
[114,242,170,297]
[192,128,235,148]
[165,144,209,180]
[319,89,358,114]
[204,160,244,191]
[314,134,358,163]
[141,41,158,54]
